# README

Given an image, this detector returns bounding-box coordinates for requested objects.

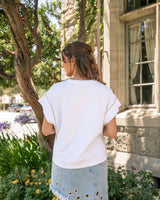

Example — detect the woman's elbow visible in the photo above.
[42,128,49,136]
[109,131,117,139]
[42,126,55,136]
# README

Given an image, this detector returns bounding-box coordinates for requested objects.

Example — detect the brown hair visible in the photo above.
[62,41,102,83]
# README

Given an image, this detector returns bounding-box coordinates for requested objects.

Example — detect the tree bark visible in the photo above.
[78,0,86,42]
[1,0,53,156]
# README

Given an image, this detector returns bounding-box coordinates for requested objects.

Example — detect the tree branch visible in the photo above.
[0,65,16,80]
[0,52,6,59]
[0,50,15,59]
[30,0,42,68]
[19,3,32,32]
[4,49,15,56]
[33,0,38,35]
[19,1,42,68]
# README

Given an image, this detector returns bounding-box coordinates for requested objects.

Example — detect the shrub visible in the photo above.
[0,103,3,110]
[0,132,48,177]
[0,131,60,199]
[0,162,55,200]
[108,166,159,200]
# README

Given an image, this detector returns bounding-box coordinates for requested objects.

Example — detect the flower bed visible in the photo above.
[0,126,159,199]
[14,114,36,125]
[0,121,10,132]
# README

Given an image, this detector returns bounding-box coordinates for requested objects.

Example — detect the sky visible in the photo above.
[38,0,59,26]
[38,0,47,7]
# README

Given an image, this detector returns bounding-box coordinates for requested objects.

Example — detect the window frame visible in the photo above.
[125,0,157,13]
[126,15,156,108]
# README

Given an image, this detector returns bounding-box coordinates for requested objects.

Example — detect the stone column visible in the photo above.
[103,0,126,108]
[61,0,78,80]
[155,4,160,112]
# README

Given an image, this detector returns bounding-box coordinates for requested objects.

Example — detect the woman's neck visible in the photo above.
[72,72,89,80]
[72,76,89,80]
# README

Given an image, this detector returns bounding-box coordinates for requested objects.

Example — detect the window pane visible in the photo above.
[129,43,141,64]
[141,22,145,40]
[141,0,147,7]
[135,0,147,8]
[135,0,141,9]
[149,0,156,4]
[129,23,141,43]
[129,86,140,104]
[142,41,147,62]
[142,85,153,104]
[144,19,156,39]
[128,18,155,105]
[142,63,154,83]
[127,0,134,11]
[129,65,140,84]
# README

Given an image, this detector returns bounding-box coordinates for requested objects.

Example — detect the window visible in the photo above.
[126,0,156,12]
[127,17,155,105]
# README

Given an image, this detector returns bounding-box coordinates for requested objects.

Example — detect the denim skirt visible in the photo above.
[49,160,108,200]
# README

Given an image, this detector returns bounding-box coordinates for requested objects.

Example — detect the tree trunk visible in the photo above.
[78,0,86,42]
[97,0,102,74]
[15,63,53,154]
[1,0,53,156]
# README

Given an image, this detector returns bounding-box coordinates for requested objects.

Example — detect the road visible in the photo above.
[0,111,38,139]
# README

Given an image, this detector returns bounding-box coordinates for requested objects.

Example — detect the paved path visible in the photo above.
[0,111,38,139]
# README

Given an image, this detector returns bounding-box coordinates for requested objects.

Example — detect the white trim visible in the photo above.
[49,184,70,200]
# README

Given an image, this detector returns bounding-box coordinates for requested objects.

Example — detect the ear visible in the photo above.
[71,56,76,64]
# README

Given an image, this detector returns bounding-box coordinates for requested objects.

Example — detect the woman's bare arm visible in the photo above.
[103,117,117,139]
[42,117,55,136]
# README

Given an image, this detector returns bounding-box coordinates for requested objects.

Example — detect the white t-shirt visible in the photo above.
[39,79,121,169]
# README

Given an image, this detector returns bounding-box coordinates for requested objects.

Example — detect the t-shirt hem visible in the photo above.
[53,157,107,169]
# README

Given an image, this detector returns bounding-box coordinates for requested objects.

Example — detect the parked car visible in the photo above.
[20,104,35,117]
[7,104,23,112]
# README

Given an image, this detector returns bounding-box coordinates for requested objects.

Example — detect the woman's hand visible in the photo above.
[103,117,117,139]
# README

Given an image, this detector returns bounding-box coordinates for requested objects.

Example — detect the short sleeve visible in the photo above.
[103,89,121,125]
[38,94,55,125]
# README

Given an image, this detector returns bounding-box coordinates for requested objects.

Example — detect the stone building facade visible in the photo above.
[61,0,78,80]
[104,0,160,180]
[61,0,160,180]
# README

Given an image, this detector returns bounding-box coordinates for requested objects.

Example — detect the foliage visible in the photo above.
[0,130,59,199]
[0,162,56,200]
[14,114,36,125]
[0,121,10,132]
[0,130,159,199]
[0,10,16,88]
[76,0,104,49]
[108,166,159,200]
[0,132,48,177]
[33,0,61,89]
[3,85,21,96]
[0,103,3,110]
[0,0,61,90]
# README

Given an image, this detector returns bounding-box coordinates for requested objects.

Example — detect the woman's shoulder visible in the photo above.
[50,79,69,90]
[94,81,113,93]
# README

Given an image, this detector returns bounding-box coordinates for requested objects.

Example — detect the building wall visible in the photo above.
[0,94,24,105]
[103,0,126,109]
[61,0,78,80]
[103,0,160,178]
